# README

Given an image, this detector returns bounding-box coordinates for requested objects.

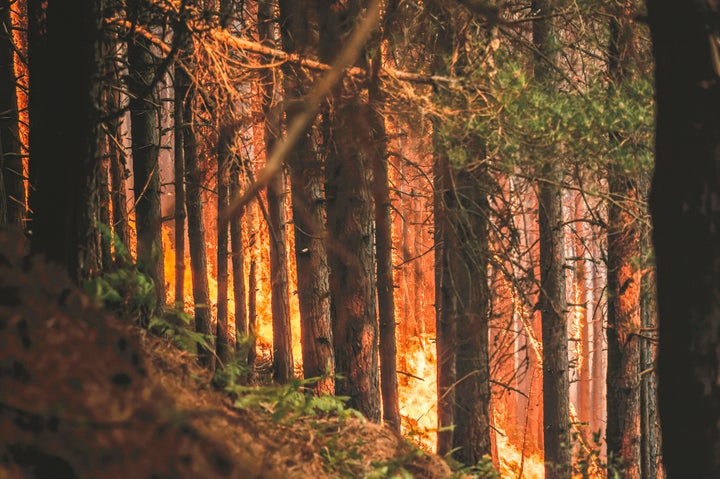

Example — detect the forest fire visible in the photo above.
[2,0,672,477]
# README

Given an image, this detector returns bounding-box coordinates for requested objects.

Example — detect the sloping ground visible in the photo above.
[0,229,452,479]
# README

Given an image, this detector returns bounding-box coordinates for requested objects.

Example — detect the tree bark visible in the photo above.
[127,12,166,308]
[370,50,400,432]
[230,155,247,340]
[279,0,334,395]
[319,1,380,421]
[606,8,642,477]
[216,127,232,366]
[0,0,23,228]
[648,2,720,476]
[173,61,187,306]
[532,0,571,475]
[258,0,293,384]
[176,13,214,369]
[28,0,104,281]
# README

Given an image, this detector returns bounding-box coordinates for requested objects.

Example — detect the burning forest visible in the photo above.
[3,0,720,478]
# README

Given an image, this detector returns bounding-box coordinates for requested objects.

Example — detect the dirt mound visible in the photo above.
[0,229,452,478]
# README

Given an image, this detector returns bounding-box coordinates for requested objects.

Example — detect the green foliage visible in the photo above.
[433,41,654,181]
[226,376,361,424]
[84,224,156,324]
[148,309,214,354]
[84,224,212,355]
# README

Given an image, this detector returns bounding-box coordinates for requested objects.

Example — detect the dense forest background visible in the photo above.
[1,0,719,478]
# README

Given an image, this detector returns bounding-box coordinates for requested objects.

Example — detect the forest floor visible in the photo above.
[0,228,455,479]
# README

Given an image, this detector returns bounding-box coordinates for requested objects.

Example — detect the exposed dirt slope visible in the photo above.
[0,229,452,479]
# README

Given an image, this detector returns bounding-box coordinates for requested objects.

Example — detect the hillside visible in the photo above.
[0,228,454,479]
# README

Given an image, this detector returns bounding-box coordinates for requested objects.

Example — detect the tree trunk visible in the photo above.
[607,8,642,477]
[370,50,400,432]
[574,194,591,429]
[450,167,492,466]
[648,2,720,476]
[532,0,571,475]
[434,147,456,456]
[279,0,334,395]
[258,0,293,384]
[176,14,214,369]
[230,156,247,340]
[0,0,23,228]
[27,0,103,281]
[127,15,166,308]
[216,127,232,366]
[173,62,187,307]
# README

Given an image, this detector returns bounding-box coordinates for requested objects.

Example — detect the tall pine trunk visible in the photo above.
[320,1,380,422]
[127,11,165,308]
[533,1,570,474]
[176,12,214,369]
[279,0,334,395]
[258,0,293,384]
[173,61,187,306]
[370,48,400,432]
[648,3,720,475]
[606,7,642,477]
[27,0,104,280]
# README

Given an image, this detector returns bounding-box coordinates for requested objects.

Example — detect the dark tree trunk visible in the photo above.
[648,2,720,476]
[173,62,187,307]
[606,8,643,477]
[434,147,456,457]
[279,0,334,395]
[258,0,293,384]
[640,241,661,479]
[449,168,492,466]
[216,127,232,366]
[230,156,247,340]
[0,0,23,228]
[106,43,130,251]
[319,0,380,422]
[176,15,214,369]
[532,0,570,475]
[370,57,400,432]
[127,15,166,308]
[28,0,103,281]
[98,150,112,270]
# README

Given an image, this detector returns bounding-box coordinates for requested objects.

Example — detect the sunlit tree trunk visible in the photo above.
[574,194,591,429]
[279,0,334,395]
[591,246,606,439]
[176,11,214,369]
[648,3,720,476]
[258,0,293,384]
[27,0,104,281]
[0,0,23,228]
[247,200,259,369]
[127,9,165,308]
[319,1,380,422]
